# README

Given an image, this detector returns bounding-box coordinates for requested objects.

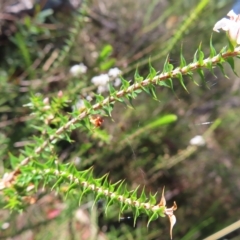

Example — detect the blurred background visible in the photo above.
[1,0,240,239]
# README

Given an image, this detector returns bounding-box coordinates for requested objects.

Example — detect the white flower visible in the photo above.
[213,10,240,45]
[74,157,82,166]
[70,63,87,77]
[108,67,122,78]
[114,77,121,87]
[72,99,84,111]
[91,74,110,86]
[97,85,108,94]
[189,135,205,146]
[86,95,93,101]
[91,69,122,94]
[91,74,110,93]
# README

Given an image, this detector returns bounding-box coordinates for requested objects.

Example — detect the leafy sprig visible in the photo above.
[1,41,240,239]
[6,44,240,174]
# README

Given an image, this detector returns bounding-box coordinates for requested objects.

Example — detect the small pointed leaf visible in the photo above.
[134,67,144,82]
[147,60,157,79]
[209,34,216,57]
[177,73,188,92]
[226,57,238,76]
[217,63,228,78]
[120,76,130,89]
[147,211,159,227]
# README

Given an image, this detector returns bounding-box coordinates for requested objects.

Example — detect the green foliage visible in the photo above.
[1,37,239,238]
[1,0,239,239]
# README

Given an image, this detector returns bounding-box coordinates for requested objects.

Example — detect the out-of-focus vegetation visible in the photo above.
[1,0,240,239]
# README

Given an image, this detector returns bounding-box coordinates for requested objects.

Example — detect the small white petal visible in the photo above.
[97,85,108,94]
[1,222,10,230]
[213,18,231,32]
[169,214,176,240]
[189,135,205,146]
[86,95,92,101]
[113,78,122,87]
[227,10,238,19]
[91,74,110,86]
[70,63,87,76]
[108,67,122,78]
[72,99,84,111]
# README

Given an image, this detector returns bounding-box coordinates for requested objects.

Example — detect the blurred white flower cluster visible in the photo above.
[69,64,122,93]
[91,67,122,94]
[69,63,87,77]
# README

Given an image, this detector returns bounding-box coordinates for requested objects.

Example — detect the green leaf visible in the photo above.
[209,34,216,58]
[105,196,117,214]
[79,167,94,180]
[177,73,188,92]
[100,58,116,71]
[134,67,144,82]
[116,180,126,195]
[118,202,129,221]
[198,50,204,65]
[108,82,116,94]
[217,63,228,79]
[135,89,142,94]
[68,164,77,176]
[101,174,109,189]
[149,85,158,100]
[131,185,140,200]
[220,46,228,55]
[92,129,110,143]
[227,34,236,51]
[83,100,92,109]
[66,183,78,198]
[36,9,54,23]
[168,63,174,72]
[149,192,157,205]
[9,153,20,168]
[51,177,64,190]
[103,103,113,117]
[95,173,108,185]
[139,187,147,202]
[81,118,91,130]
[147,114,177,129]
[141,86,150,95]
[10,33,32,68]
[163,55,170,73]
[206,61,216,77]
[65,39,72,46]
[158,206,166,217]
[159,78,173,90]
[193,49,198,63]
[120,76,130,90]
[147,60,157,79]
[95,94,105,106]
[123,184,130,198]
[197,69,207,87]
[147,211,159,227]
[98,44,113,62]
[193,44,204,65]
[187,71,199,86]
[226,57,238,76]
[180,53,187,68]
[132,207,140,226]
[79,187,91,205]
[126,95,135,109]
